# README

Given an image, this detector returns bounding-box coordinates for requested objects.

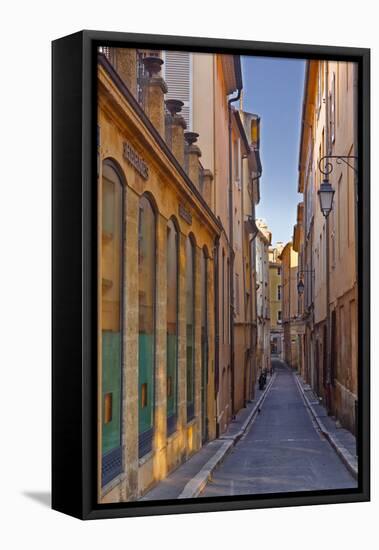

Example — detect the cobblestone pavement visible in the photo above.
[202,359,357,497]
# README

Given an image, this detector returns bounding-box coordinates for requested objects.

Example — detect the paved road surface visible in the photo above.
[202,360,357,497]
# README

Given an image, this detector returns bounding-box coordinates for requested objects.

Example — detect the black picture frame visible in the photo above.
[52,30,370,520]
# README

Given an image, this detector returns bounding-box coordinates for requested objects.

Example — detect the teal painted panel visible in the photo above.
[186,324,194,406]
[138,333,154,434]
[201,330,208,441]
[102,331,122,455]
[167,333,177,418]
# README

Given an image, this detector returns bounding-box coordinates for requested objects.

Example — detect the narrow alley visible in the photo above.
[202,360,356,497]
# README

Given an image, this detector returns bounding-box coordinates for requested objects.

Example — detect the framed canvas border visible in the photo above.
[52,30,370,520]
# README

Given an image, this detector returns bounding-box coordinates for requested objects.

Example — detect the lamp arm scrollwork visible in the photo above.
[318,155,358,176]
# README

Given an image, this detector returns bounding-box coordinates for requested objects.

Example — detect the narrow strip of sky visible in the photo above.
[241,56,306,246]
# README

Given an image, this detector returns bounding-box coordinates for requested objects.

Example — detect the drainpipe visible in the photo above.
[228,84,242,417]
[214,235,220,437]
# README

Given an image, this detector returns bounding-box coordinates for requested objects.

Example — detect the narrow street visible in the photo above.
[202,360,357,497]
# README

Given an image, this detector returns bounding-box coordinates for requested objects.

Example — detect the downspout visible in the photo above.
[214,235,220,437]
[228,85,242,417]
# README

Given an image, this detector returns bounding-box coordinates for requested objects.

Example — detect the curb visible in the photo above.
[219,372,277,444]
[293,373,358,480]
[178,440,233,498]
[178,372,277,499]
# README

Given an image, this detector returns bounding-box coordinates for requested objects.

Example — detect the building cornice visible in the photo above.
[98,54,222,237]
[298,60,318,193]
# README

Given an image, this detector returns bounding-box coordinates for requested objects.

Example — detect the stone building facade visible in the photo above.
[167,52,261,432]
[298,59,358,433]
[279,241,303,370]
[98,49,220,503]
[255,219,271,374]
[97,47,262,502]
[269,243,284,358]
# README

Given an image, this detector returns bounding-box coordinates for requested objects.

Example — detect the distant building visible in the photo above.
[279,242,303,370]
[269,243,284,358]
[256,219,271,373]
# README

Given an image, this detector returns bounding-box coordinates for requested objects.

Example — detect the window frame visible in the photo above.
[100,158,126,487]
[137,193,157,458]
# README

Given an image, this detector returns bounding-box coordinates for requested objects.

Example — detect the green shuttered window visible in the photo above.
[167,219,179,434]
[138,195,156,457]
[186,237,195,421]
[101,161,124,486]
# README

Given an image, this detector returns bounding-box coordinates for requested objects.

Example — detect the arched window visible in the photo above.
[138,194,156,457]
[186,236,195,421]
[166,219,179,434]
[101,161,124,486]
[201,248,208,443]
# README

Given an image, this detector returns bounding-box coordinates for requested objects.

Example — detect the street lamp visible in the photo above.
[318,178,335,218]
[317,154,358,218]
[296,269,314,296]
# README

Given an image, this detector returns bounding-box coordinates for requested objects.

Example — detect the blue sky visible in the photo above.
[241,56,306,245]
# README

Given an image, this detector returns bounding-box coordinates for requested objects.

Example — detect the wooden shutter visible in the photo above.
[163,51,192,130]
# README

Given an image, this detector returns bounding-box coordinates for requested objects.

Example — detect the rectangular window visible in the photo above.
[331,72,336,144]
[104,393,113,424]
[141,383,148,408]
[277,310,282,323]
[277,267,281,276]
[163,50,192,130]
[338,174,342,259]
[235,273,240,315]
[186,238,195,421]
[277,285,282,300]
[233,139,240,183]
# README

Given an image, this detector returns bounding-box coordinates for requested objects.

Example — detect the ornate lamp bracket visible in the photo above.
[318,155,358,176]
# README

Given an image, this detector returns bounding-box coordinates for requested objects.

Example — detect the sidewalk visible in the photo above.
[294,372,358,479]
[140,373,276,501]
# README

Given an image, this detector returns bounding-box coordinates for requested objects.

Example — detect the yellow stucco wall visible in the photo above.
[98,60,219,503]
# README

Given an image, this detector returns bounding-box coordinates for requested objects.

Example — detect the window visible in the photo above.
[277,310,282,323]
[277,267,281,276]
[235,273,240,315]
[233,139,240,183]
[166,219,179,434]
[138,195,156,457]
[163,50,192,130]
[186,237,195,421]
[337,173,343,258]
[317,63,322,115]
[330,72,336,145]
[101,161,124,486]
[277,285,282,301]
